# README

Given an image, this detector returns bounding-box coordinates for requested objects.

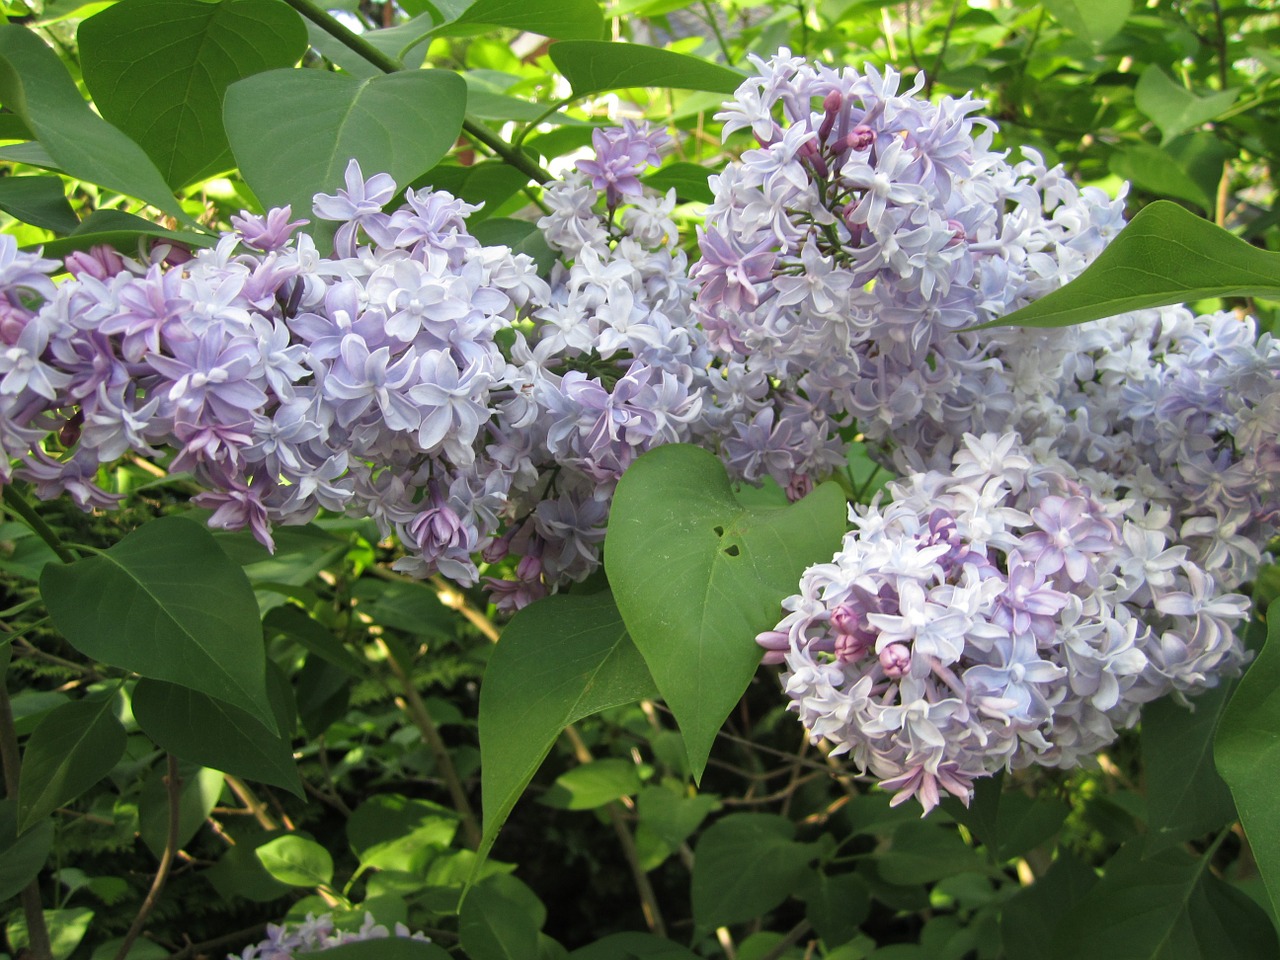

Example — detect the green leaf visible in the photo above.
[0,175,77,233]
[1041,0,1130,48]
[540,758,642,810]
[944,773,1068,862]
[604,444,846,779]
[451,0,603,39]
[131,678,303,796]
[39,515,275,729]
[0,798,53,902]
[264,605,366,676]
[205,830,295,903]
[255,834,334,888]
[800,871,871,947]
[635,785,718,849]
[6,907,93,960]
[549,40,746,96]
[1001,851,1096,960]
[1134,66,1238,145]
[138,763,224,858]
[1109,134,1228,213]
[878,820,986,886]
[641,161,714,204]
[78,0,307,188]
[224,68,467,221]
[460,875,546,960]
[987,201,1280,329]
[691,813,822,927]
[1217,612,1280,922]
[89,936,170,960]
[1050,843,1278,960]
[17,693,125,832]
[348,794,458,872]
[30,209,216,259]
[1142,686,1236,854]
[311,942,452,959]
[477,590,656,866]
[0,24,185,219]
[418,160,531,218]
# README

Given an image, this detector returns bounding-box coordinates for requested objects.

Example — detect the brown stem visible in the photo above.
[562,726,667,938]
[113,756,182,960]
[755,920,813,960]
[224,776,279,831]
[375,638,482,849]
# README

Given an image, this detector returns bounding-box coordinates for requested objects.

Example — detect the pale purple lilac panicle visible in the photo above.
[231,911,431,959]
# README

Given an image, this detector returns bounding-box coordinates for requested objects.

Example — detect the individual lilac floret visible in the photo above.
[575,120,671,209]
[761,433,1250,813]
[231,911,431,959]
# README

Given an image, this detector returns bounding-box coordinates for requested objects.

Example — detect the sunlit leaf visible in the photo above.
[550,40,746,96]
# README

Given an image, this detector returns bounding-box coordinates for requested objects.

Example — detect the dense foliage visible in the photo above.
[1,1,1279,959]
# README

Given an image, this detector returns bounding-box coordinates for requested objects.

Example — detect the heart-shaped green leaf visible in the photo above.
[224,68,467,222]
[604,444,847,780]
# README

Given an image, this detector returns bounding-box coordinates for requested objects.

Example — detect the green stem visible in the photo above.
[279,0,553,184]
[698,0,735,66]
[1,487,77,564]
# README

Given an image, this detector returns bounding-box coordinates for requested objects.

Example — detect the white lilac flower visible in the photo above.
[760,433,1251,813]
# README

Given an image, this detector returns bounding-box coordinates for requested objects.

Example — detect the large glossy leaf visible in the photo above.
[1042,0,1130,48]
[78,0,306,188]
[0,24,185,219]
[1216,612,1280,921]
[1001,851,1097,960]
[1134,66,1239,145]
[691,813,822,927]
[17,693,126,832]
[549,41,746,96]
[604,444,846,779]
[1049,842,1278,960]
[987,201,1280,329]
[0,175,77,233]
[1142,686,1236,854]
[0,799,53,902]
[478,591,656,864]
[223,68,467,221]
[39,515,274,729]
[131,678,303,796]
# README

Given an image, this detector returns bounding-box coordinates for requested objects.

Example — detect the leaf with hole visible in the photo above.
[604,444,846,779]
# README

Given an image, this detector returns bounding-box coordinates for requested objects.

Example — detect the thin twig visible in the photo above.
[167,923,269,960]
[562,726,667,938]
[375,637,482,849]
[113,756,182,960]
[224,776,279,831]
[924,0,963,99]
[755,920,813,960]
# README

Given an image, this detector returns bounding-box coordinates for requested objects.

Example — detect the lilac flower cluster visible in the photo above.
[231,912,430,959]
[694,50,1127,488]
[761,433,1251,812]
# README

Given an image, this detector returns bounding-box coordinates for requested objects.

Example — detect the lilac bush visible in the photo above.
[1,52,1277,813]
